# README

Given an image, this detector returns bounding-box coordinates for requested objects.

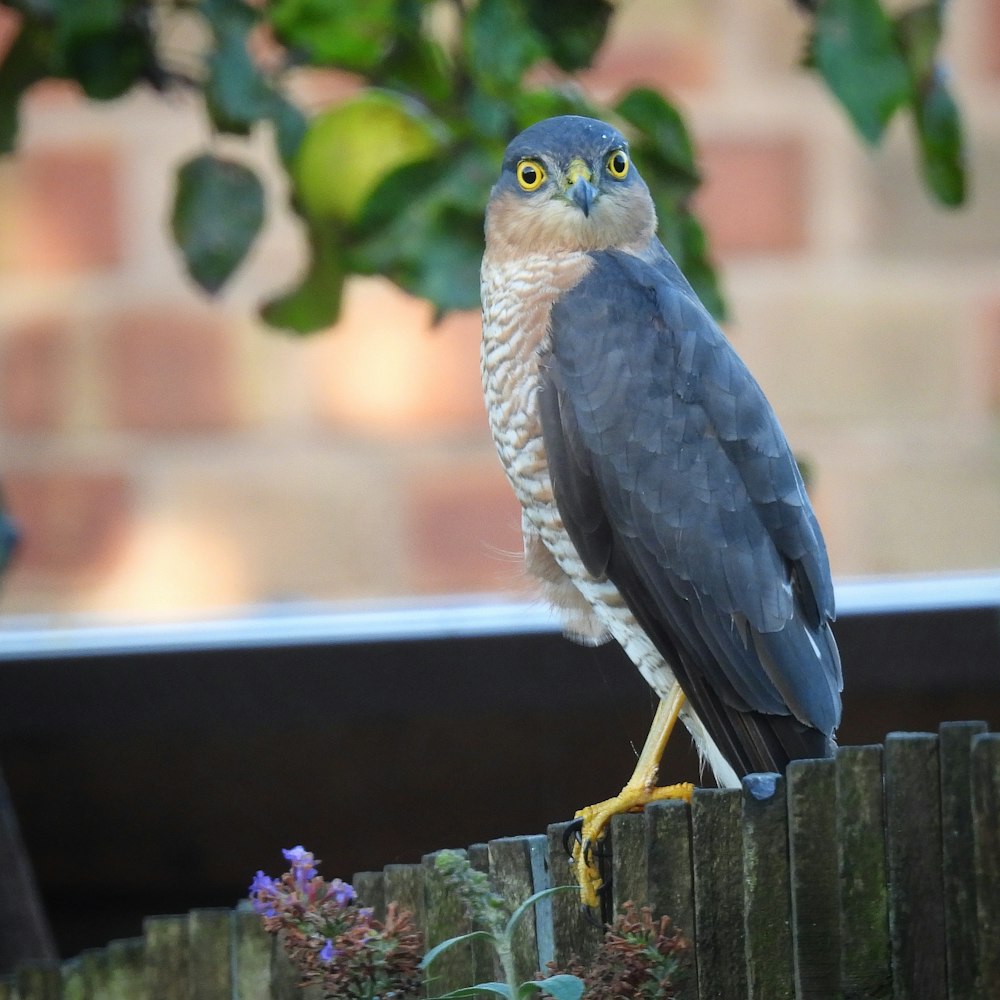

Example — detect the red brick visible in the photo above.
[0,145,123,273]
[3,470,131,578]
[405,463,527,593]
[694,137,808,256]
[314,282,485,435]
[105,306,238,432]
[0,318,72,430]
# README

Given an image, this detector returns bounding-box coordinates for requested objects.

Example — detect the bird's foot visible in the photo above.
[569,781,694,911]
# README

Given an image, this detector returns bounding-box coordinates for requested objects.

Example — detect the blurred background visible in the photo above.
[1,0,999,968]
[0,0,998,621]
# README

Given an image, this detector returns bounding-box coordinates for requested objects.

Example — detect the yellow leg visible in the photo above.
[572,684,694,909]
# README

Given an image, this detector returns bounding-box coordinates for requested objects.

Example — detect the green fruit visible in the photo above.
[294,91,439,222]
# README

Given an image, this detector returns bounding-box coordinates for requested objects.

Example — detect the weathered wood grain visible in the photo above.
[422,849,474,997]
[885,732,947,1000]
[972,732,1000,995]
[646,799,697,1000]
[351,870,386,923]
[488,836,549,987]
[188,909,231,1000]
[382,864,427,936]
[691,788,745,1000]
[467,842,498,984]
[787,757,841,1000]
[939,721,988,1000]
[835,744,890,1000]
[742,773,792,1000]
[545,821,601,969]
[610,810,648,914]
[144,916,191,1000]
[105,938,145,1000]
[232,902,271,1000]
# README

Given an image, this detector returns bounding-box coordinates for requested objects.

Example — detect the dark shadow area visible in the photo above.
[1,598,999,958]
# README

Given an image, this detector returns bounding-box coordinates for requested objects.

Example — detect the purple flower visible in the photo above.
[319,938,337,962]
[282,845,318,884]
[249,870,279,916]
[327,878,356,907]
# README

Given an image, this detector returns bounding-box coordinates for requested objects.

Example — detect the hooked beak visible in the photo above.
[565,158,598,217]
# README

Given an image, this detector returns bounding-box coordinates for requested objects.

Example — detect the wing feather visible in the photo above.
[539,248,842,775]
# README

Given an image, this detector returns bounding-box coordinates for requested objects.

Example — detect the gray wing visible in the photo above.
[540,248,842,775]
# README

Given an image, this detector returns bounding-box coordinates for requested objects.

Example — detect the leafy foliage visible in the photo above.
[0,0,968,333]
[806,0,965,205]
[0,490,17,583]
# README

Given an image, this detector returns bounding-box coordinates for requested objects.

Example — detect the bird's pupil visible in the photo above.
[522,165,537,184]
[612,153,626,173]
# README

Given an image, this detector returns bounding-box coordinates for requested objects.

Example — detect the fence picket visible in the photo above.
[351,871,386,923]
[835,745,890,1000]
[691,788,745,1000]
[939,721,988,1000]
[104,938,144,1000]
[188,909,231,1000]
[488,836,549,986]
[232,902,270,1000]
[422,849,474,997]
[610,811,648,913]
[787,757,840,1000]
[545,821,601,969]
[17,724,1000,1000]
[646,799,697,999]
[885,733,947,999]
[972,732,1000,992]
[143,916,191,1000]
[742,773,792,1000]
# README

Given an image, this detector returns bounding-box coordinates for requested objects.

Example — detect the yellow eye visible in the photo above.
[516,160,546,191]
[606,149,629,180]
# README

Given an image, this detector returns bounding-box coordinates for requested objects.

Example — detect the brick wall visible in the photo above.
[1,0,998,619]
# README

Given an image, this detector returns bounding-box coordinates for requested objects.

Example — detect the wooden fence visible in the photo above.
[2,722,999,1000]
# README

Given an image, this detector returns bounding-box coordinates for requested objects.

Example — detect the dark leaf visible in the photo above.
[893,4,966,206]
[808,0,911,144]
[465,0,544,93]
[271,95,308,166]
[615,88,698,179]
[656,205,727,321]
[261,219,344,333]
[267,0,396,71]
[62,24,151,100]
[513,88,601,132]
[525,0,612,72]
[171,153,266,294]
[912,69,965,206]
[0,20,52,153]
[202,0,277,133]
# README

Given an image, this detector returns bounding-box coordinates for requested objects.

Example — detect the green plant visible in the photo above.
[422,850,583,1000]
[0,1,967,334]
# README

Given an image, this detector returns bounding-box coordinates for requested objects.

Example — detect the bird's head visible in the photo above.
[485,116,656,257]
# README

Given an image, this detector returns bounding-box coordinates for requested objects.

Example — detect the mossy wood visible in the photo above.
[2,724,999,1000]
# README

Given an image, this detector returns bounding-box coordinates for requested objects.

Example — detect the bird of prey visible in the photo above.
[480,116,842,908]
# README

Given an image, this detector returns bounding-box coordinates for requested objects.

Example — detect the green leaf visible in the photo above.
[912,69,965,206]
[270,96,309,166]
[808,0,911,144]
[525,975,585,1000]
[201,0,277,134]
[260,219,344,333]
[465,0,544,93]
[50,0,153,100]
[892,4,966,206]
[615,87,698,180]
[171,153,266,294]
[420,930,497,971]
[525,0,612,72]
[656,207,726,321]
[267,0,396,71]
[0,21,52,153]
[504,886,577,939]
